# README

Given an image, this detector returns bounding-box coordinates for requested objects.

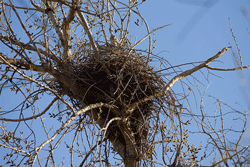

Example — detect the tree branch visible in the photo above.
[126,46,232,115]
[61,1,79,61]
[9,0,45,64]
[33,103,112,161]
[0,35,60,64]
[0,143,31,156]
[0,53,51,73]
[0,53,75,115]
[45,3,67,60]
[77,10,99,54]
[206,65,250,71]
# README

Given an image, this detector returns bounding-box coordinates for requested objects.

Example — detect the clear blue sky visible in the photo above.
[137,0,250,109]
[138,0,250,165]
[0,0,250,166]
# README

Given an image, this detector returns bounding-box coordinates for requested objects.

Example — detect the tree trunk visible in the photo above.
[124,157,139,167]
[124,135,139,167]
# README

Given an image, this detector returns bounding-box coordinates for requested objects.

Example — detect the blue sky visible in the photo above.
[138,0,250,108]
[0,0,250,166]
[138,0,250,165]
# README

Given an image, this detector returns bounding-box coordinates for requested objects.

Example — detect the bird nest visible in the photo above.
[53,44,170,156]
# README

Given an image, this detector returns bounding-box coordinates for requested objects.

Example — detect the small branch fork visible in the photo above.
[44,0,99,61]
[33,102,114,166]
[0,53,75,115]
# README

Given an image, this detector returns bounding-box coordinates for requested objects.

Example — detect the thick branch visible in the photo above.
[45,3,67,60]
[0,35,60,64]
[90,107,126,158]
[0,53,51,73]
[118,120,138,161]
[61,1,78,61]
[126,46,232,115]
[164,46,231,91]
[77,10,99,54]
[0,53,74,115]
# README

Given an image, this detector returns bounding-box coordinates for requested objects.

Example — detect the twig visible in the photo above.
[206,65,250,71]
[9,0,44,64]
[0,97,58,121]
[129,24,172,54]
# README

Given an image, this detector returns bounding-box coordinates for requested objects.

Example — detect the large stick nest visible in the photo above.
[53,44,171,157]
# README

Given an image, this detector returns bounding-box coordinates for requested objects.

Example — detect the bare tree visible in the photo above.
[0,0,249,167]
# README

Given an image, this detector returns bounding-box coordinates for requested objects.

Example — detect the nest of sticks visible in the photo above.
[53,43,171,156]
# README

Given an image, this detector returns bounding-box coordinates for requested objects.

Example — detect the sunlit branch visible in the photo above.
[61,1,78,61]
[206,65,250,71]
[30,0,45,12]
[126,46,231,115]
[45,3,67,60]
[77,10,99,54]
[0,143,31,156]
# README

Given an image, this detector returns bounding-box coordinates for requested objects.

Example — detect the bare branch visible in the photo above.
[0,53,50,73]
[206,65,250,71]
[127,46,231,115]
[0,35,60,63]
[45,2,67,60]
[1,1,249,166]
[9,0,45,64]
[0,53,75,115]
[130,24,172,52]
[34,102,112,157]
[0,143,31,156]
[77,10,99,54]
